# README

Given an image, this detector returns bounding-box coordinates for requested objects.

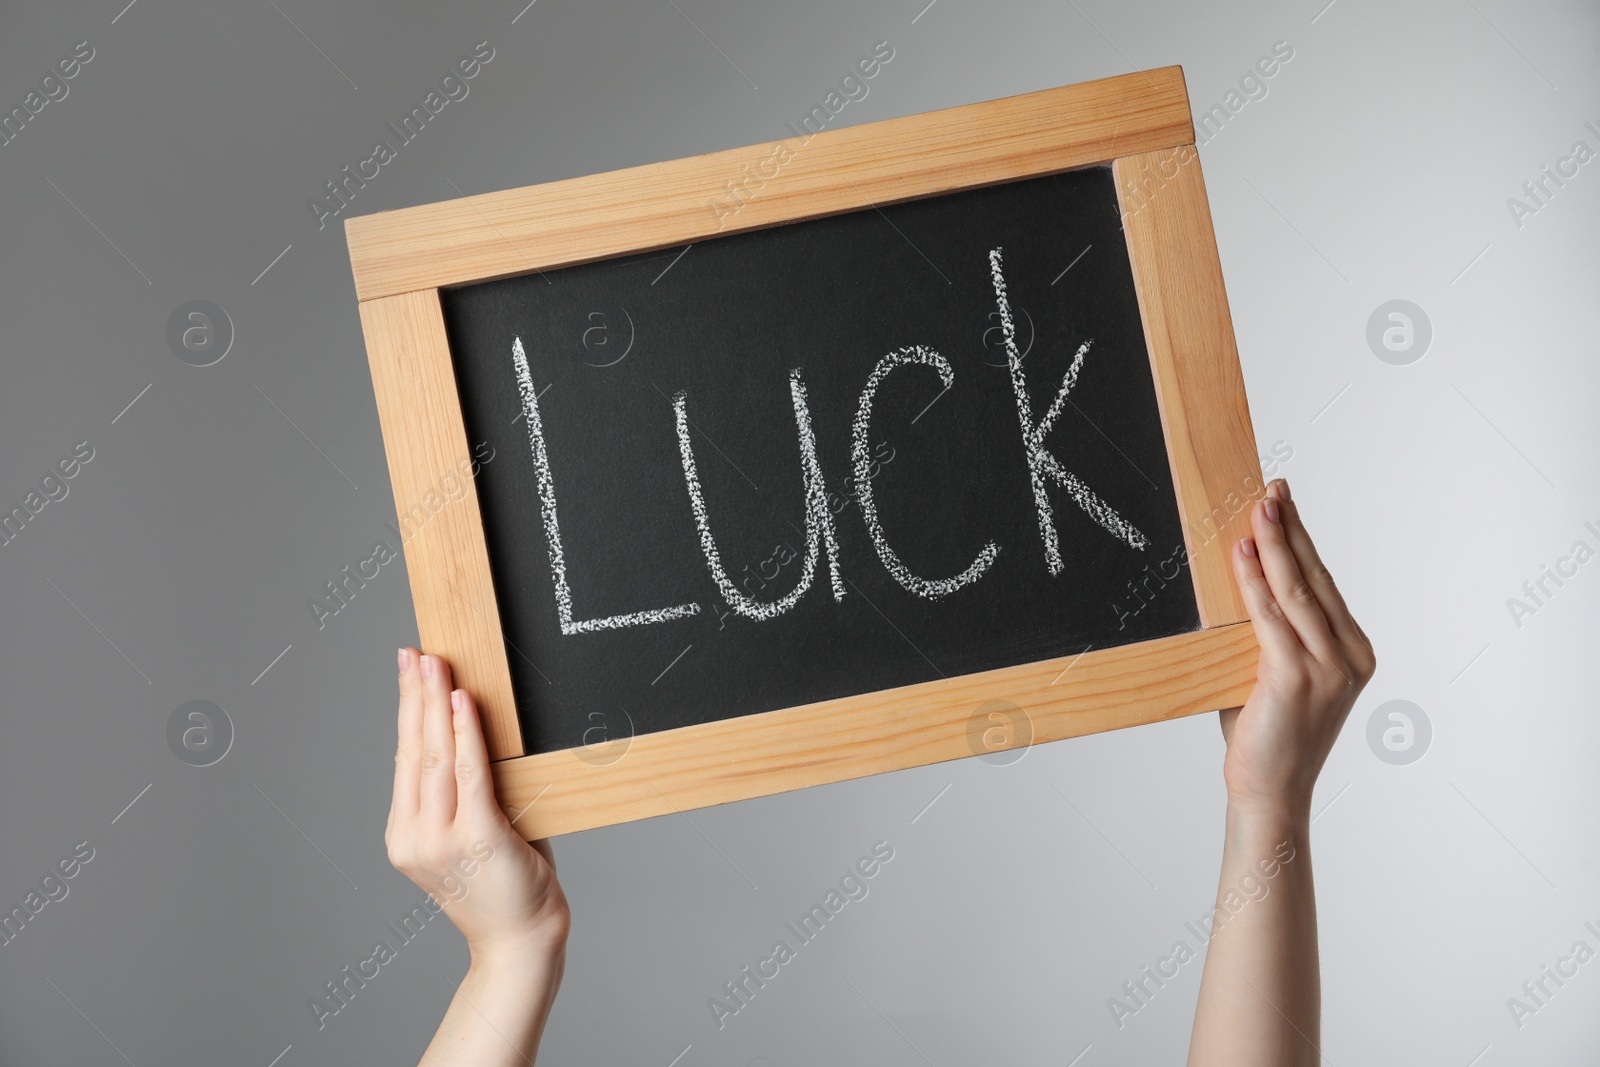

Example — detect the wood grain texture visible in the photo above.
[1115,148,1260,627]
[491,622,1257,839]
[358,290,524,759]
[349,70,1267,836]
[345,66,1194,301]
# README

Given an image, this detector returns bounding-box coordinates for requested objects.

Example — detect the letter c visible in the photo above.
[851,346,999,599]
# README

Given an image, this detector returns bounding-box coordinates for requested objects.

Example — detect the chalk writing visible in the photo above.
[852,345,998,599]
[511,246,1155,637]
[989,246,1148,568]
[513,337,702,633]
[675,370,846,621]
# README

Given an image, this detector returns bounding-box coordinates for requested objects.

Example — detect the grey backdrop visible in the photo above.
[2,0,1597,1064]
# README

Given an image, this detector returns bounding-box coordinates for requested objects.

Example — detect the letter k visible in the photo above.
[987,247,1148,575]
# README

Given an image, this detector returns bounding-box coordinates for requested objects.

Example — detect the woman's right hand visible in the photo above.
[1220,478,1377,818]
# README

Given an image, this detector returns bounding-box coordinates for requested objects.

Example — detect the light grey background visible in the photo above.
[1,0,1596,1063]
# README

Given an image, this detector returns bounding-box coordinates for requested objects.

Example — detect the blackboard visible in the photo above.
[349,66,1264,837]
[440,165,1199,756]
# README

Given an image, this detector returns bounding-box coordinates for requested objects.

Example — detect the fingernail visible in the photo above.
[451,689,467,715]
[1279,478,1292,502]
[1264,498,1280,524]
[1240,537,1257,559]
[421,655,436,680]
[398,648,409,674]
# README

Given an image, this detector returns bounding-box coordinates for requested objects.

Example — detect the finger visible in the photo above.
[1232,535,1303,663]
[450,688,501,818]
[1272,485,1365,652]
[419,653,458,824]
[530,838,556,873]
[1252,496,1343,666]
[392,647,423,822]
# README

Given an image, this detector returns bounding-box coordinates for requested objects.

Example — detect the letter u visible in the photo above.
[674,370,845,620]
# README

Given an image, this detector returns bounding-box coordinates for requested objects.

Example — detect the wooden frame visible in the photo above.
[347,65,1262,838]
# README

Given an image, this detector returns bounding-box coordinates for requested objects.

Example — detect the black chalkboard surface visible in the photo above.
[440,164,1199,756]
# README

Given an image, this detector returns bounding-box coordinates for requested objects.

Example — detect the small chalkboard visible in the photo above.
[441,165,1197,755]
[348,66,1265,838]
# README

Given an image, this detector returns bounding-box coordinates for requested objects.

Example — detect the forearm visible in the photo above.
[1187,801,1319,1067]
[420,942,565,1066]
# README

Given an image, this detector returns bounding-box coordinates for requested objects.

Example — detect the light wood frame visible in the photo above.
[347,65,1262,838]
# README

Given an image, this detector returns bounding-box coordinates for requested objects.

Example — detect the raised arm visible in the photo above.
[389,648,570,1066]
[1187,480,1375,1066]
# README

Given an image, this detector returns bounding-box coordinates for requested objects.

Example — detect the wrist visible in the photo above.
[1225,793,1311,834]
[468,927,567,981]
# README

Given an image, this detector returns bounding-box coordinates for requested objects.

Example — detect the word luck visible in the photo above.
[512,246,1148,636]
